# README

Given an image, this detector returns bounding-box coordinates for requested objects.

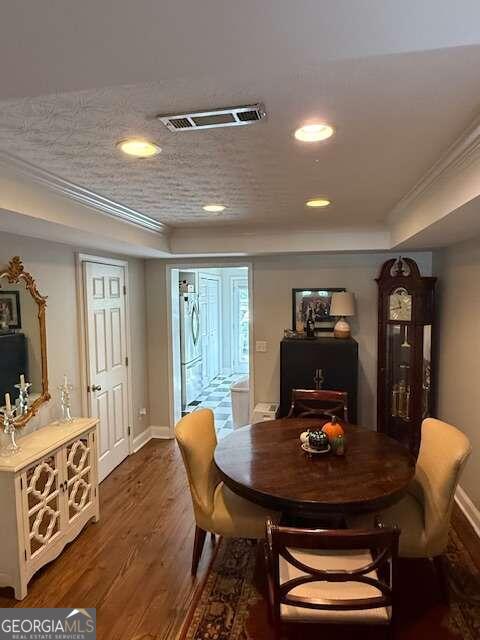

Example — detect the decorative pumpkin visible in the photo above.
[332,434,345,456]
[299,431,310,445]
[322,416,345,443]
[307,430,329,451]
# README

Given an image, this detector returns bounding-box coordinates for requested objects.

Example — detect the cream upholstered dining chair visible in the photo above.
[175,408,280,575]
[264,519,400,638]
[350,418,471,598]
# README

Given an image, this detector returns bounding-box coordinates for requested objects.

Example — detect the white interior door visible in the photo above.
[207,278,220,380]
[199,279,208,386]
[84,262,130,481]
[199,274,220,385]
[232,277,249,374]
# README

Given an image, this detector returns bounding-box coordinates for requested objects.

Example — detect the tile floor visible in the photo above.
[187,373,246,439]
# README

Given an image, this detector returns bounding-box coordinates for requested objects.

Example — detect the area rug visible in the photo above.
[177,531,480,640]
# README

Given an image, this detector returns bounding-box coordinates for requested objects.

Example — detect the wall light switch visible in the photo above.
[139,407,147,417]
[256,341,267,353]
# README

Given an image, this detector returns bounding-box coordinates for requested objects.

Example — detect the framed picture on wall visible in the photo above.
[292,288,345,334]
[0,290,21,330]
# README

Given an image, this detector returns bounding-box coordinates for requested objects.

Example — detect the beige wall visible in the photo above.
[146,251,432,431]
[145,260,169,429]
[435,237,480,509]
[0,232,149,437]
[126,258,150,436]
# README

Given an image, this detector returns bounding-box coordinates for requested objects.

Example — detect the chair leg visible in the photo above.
[385,625,395,640]
[433,555,450,604]
[273,617,284,640]
[191,526,207,576]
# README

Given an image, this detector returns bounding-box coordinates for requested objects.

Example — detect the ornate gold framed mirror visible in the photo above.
[0,257,50,427]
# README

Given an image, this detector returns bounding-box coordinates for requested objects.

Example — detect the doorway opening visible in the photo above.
[168,265,252,439]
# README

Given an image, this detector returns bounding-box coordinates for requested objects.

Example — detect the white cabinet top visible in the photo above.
[0,418,98,473]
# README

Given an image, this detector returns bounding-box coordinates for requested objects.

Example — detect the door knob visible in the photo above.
[91,384,102,392]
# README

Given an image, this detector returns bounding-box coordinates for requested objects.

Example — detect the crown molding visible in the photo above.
[0,151,169,235]
[388,113,480,224]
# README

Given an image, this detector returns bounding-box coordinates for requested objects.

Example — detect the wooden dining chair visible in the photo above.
[287,389,349,421]
[264,519,399,639]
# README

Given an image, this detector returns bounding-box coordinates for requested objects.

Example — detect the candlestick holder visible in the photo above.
[14,382,32,417]
[58,383,74,423]
[0,406,20,457]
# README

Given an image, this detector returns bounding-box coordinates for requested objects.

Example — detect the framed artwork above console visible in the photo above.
[0,290,21,330]
[292,287,345,335]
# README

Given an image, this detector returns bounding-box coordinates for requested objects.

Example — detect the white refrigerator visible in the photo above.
[180,292,202,411]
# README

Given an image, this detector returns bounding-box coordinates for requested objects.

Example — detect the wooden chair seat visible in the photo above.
[279,548,390,624]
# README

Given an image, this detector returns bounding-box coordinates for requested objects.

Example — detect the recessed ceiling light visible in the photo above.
[203,204,226,213]
[116,138,161,158]
[294,123,334,142]
[306,198,331,208]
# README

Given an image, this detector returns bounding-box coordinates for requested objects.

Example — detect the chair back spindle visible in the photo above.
[287,389,349,421]
[265,520,399,632]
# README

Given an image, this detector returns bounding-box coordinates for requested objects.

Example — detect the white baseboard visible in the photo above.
[132,428,151,453]
[132,425,173,453]
[455,485,480,539]
[150,425,173,439]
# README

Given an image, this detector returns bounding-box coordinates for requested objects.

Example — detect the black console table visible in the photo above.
[0,333,28,401]
[279,337,358,421]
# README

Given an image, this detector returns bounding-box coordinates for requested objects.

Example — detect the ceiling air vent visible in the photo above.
[157,103,266,132]
[169,117,192,130]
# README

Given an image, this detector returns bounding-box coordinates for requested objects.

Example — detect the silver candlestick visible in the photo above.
[14,382,32,416]
[0,406,20,456]
[58,383,74,423]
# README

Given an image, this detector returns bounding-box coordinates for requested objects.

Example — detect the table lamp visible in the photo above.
[330,292,355,339]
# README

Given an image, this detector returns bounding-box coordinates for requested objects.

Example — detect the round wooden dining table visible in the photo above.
[214,418,416,519]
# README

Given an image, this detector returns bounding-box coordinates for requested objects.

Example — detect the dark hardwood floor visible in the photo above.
[0,439,478,640]
[452,502,480,571]
[0,440,215,640]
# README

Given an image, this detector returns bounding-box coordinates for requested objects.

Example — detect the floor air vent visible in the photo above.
[157,104,266,132]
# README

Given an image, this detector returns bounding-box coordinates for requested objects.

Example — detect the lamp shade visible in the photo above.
[330,292,355,317]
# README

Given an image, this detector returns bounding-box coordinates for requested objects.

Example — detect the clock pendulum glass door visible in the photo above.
[422,325,432,419]
[401,326,410,348]
[387,324,411,421]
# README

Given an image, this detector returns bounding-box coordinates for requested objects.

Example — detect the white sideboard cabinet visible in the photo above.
[0,418,100,599]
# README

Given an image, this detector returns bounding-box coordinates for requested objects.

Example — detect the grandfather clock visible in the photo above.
[376,257,436,455]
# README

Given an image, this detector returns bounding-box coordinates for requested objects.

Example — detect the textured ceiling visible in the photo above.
[1,46,480,229]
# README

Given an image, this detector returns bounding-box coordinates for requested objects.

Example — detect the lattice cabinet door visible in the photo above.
[21,451,65,561]
[64,431,96,523]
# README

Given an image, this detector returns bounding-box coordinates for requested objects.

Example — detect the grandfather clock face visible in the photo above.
[389,287,412,321]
